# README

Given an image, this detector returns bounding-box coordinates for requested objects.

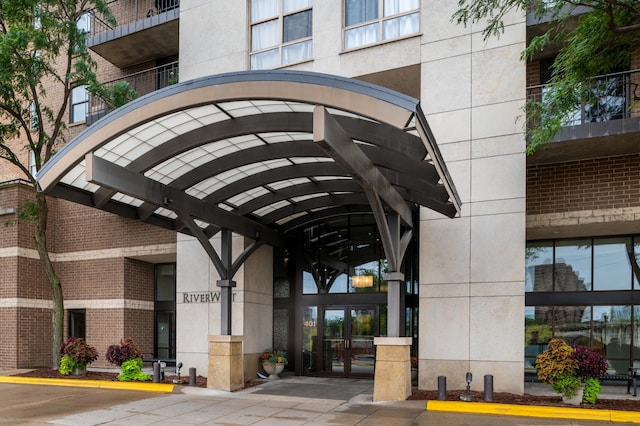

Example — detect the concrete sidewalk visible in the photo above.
[1,370,639,425]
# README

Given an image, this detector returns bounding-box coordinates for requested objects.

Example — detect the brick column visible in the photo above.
[207,335,243,391]
[373,337,412,401]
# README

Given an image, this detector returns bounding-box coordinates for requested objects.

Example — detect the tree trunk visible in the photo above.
[34,191,64,368]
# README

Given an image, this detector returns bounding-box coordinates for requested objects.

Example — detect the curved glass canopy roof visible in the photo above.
[38,70,461,249]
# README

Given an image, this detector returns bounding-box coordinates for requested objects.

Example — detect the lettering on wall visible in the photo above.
[181,292,237,303]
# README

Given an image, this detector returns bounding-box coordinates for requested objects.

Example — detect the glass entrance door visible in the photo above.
[320,307,376,377]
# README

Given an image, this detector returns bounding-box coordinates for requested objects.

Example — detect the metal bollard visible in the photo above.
[484,374,494,402]
[437,376,446,400]
[153,362,161,383]
[189,367,196,386]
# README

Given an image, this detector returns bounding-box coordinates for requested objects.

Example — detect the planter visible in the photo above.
[262,362,285,379]
[562,386,584,406]
[73,365,87,376]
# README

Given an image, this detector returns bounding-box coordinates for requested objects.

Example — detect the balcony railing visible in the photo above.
[527,69,640,127]
[88,61,178,125]
[89,0,180,38]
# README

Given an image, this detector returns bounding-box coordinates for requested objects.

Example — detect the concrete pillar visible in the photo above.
[207,335,243,391]
[373,337,412,401]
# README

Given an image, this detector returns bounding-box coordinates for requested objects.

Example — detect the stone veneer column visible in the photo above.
[373,337,412,401]
[207,335,243,391]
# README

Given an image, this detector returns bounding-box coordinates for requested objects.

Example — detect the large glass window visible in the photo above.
[344,0,419,50]
[526,237,640,292]
[526,237,640,373]
[250,0,312,70]
[526,242,553,292]
[594,238,633,291]
[554,239,591,292]
[301,215,397,294]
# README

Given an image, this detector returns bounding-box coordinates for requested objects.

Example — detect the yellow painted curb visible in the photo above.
[0,376,175,393]
[426,400,640,424]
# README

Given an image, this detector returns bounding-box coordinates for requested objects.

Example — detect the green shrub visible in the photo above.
[550,376,581,398]
[583,377,602,404]
[117,358,151,382]
[59,354,75,376]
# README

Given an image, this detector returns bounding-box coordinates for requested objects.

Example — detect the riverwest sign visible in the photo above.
[181,292,237,303]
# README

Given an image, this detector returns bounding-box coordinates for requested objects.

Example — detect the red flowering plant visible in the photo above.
[572,344,608,404]
[105,338,150,382]
[58,337,98,375]
[105,337,142,366]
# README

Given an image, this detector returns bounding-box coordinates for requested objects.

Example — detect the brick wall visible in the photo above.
[17,307,52,368]
[81,308,154,368]
[0,258,17,298]
[0,307,18,369]
[57,258,125,299]
[124,258,155,301]
[527,154,640,215]
[17,257,50,300]
[52,198,175,253]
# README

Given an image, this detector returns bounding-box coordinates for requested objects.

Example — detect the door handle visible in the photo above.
[344,339,350,349]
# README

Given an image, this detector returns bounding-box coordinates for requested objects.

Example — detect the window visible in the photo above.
[29,151,37,177]
[30,102,38,131]
[68,309,86,339]
[77,13,90,34]
[250,0,312,70]
[70,85,88,123]
[344,0,419,50]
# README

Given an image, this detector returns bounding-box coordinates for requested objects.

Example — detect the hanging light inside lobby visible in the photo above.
[351,275,373,288]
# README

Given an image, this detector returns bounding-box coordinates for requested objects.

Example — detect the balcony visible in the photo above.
[87,61,179,126]
[87,0,179,68]
[527,69,640,165]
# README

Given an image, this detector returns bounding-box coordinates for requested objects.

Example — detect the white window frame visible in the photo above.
[250,0,313,70]
[77,13,91,34]
[343,0,420,50]
[70,85,88,124]
[30,102,38,130]
[29,151,37,177]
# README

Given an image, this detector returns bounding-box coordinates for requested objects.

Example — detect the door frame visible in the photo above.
[316,304,379,378]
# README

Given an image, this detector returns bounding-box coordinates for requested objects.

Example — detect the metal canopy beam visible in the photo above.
[84,153,289,248]
[313,105,417,338]
[90,112,433,209]
[313,105,413,227]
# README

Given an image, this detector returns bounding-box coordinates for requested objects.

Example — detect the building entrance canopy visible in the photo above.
[38,70,460,244]
[37,70,461,336]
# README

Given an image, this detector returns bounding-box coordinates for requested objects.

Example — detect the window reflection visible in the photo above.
[635,242,640,290]
[526,237,640,373]
[526,242,553,292]
[525,305,552,372]
[554,305,590,346]
[554,240,591,291]
[594,238,632,291]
